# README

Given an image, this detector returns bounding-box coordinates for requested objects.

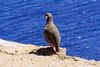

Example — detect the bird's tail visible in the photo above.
[55,45,59,52]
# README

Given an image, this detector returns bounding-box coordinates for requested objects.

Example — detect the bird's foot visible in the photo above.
[50,44,54,48]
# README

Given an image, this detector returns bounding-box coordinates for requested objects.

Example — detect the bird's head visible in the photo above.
[45,13,53,20]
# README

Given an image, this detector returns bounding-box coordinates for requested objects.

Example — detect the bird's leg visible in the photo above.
[50,44,54,48]
[50,44,54,51]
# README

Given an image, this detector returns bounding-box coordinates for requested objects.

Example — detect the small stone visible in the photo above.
[21,58,23,60]
[15,50,18,52]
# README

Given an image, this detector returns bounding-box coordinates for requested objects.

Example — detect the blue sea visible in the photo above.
[0,0,100,61]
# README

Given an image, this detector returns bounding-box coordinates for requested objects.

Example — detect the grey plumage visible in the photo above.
[43,13,61,52]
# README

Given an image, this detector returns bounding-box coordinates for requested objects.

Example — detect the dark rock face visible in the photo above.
[29,47,56,56]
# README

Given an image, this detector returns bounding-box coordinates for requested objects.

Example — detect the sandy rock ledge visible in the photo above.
[0,39,100,67]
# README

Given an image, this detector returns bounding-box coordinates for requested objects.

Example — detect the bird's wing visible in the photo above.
[51,32,60,52]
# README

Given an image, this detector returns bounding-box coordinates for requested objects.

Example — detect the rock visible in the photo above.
[0,39,99,67]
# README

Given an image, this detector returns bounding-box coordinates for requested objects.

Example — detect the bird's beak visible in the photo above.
[45,15,48,19]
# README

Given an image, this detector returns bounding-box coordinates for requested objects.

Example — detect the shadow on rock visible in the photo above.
[29,47,56,56]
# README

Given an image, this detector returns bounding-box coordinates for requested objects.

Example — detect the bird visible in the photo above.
[43,13,61,52]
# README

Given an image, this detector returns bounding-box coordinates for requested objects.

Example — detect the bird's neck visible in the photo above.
[46,17,53,25]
